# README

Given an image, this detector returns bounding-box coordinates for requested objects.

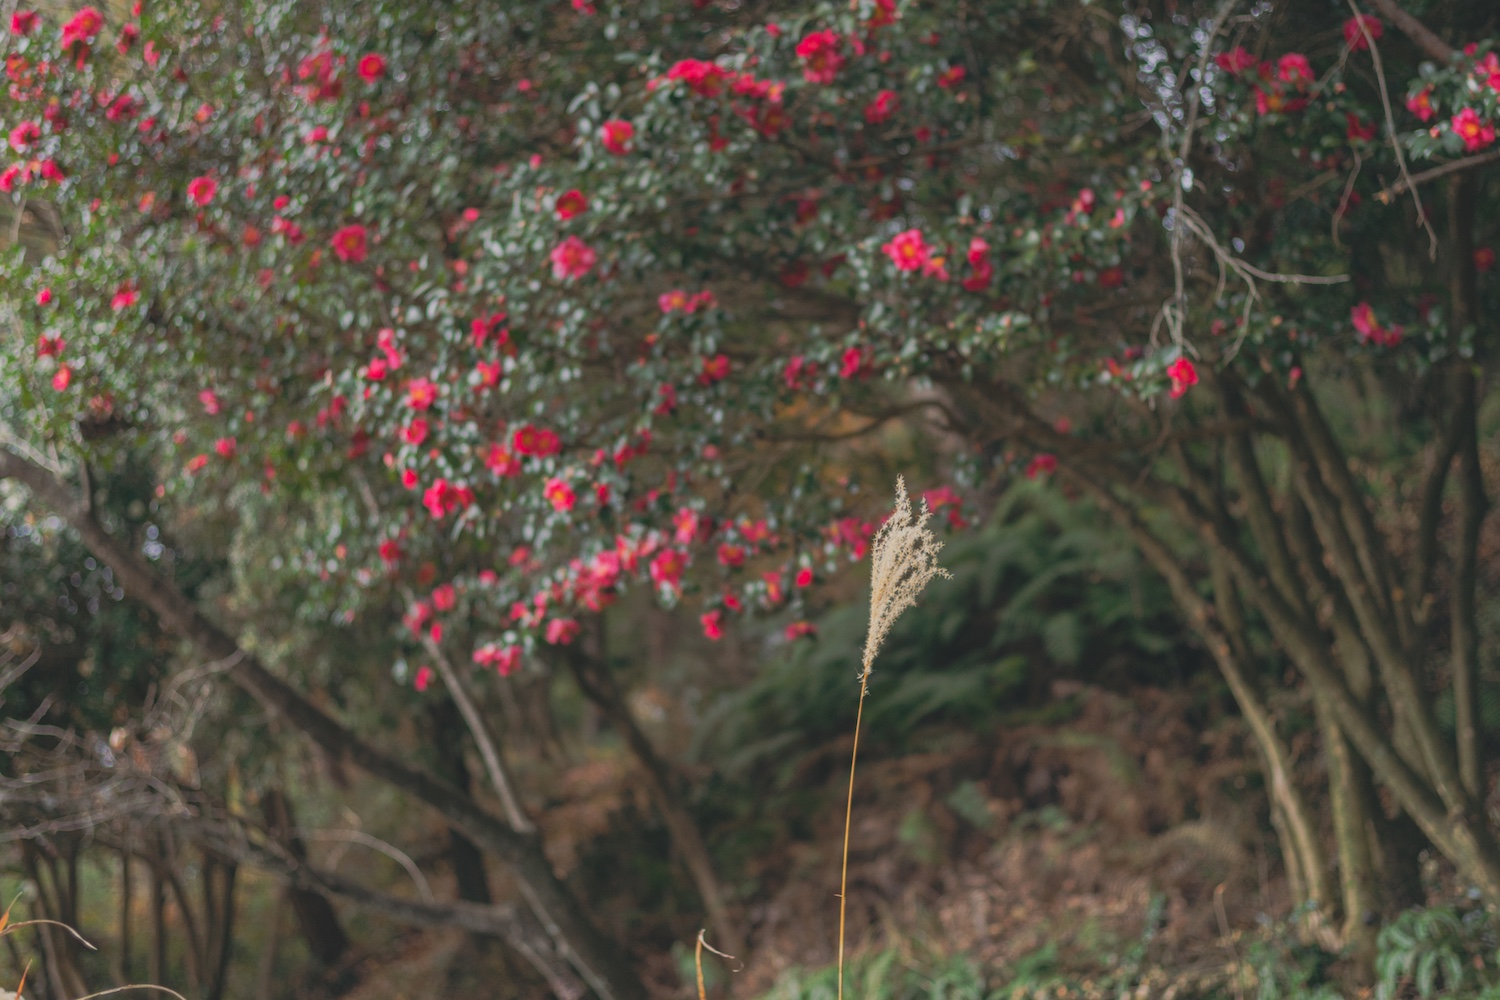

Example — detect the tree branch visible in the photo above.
[0,447,646,1000]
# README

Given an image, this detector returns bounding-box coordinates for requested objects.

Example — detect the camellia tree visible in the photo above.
[4,0,1500,991]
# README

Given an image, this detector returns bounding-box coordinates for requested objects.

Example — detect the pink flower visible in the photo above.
[513,424,561,457]
[666,58,729,97]
[555,188,588,219]
[331,224,369,262]
[1342,15,1382,51]
[432,584,457,611]
[600,119,634,155]
[794,566,813,588]
[60,7,103,50]
[700,610,724,641]
[198,389,221,414]
[186,175,217,206]
[882,228,930,271]
[413,665,435,692]
[406,377,437,410]
[936,65,965,89]
[649,549,687,589]
[10,10,38,35]
[839,346,867,379]
[484,443,521,477]
[474,643,522,676]
[51,364,72,391]
[545,617,581,645]
[8,121,39,152]
[357,53,386,83]
[544,477,576,512]
[700,354,730,383]
[1167,357,1198,398]
[110,283,139,311]
[1025,454,1057,480]
[214,437,236,458]
[1214,46,1254,75]
[864,89,898,124]
[1350,301,1402,347]
[1276,53,1313,86]
[717,543,746,567]
[1407,85,1435,122]
[784,621,817,641]
[795,30,843,84]
[35,287,52,306]
[550,235,597,279]
[399,418,429,445]
[1452,108,1495,153]
[1345,113,1376,143]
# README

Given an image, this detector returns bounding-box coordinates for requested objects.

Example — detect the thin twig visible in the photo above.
[1349,0,1437,258]
[1375,148,1500,203]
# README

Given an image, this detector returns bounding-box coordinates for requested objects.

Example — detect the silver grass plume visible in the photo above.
[861,476,951,675]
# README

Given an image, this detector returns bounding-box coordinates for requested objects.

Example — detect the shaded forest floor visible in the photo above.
[325,682,1334,1000]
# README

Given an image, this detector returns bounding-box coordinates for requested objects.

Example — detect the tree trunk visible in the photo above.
[0,450,650,1000]
[260,788,352,967]
[567,643,746,960]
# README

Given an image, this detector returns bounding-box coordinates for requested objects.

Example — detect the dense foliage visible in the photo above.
[6,0,1500,996]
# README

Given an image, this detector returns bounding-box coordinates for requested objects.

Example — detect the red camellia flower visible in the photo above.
[1350,301,1402,347]
[1097,266,1124,288]
[1214,46,1254,75]
[1025,453,1057,480]
[666,58,729,97]
[1342,14,1382,51]
[795,29,843,84]
[866,0,896,30]
[10,10,38,35]
[512,423,561,457]
[1475,247,1496,272]
[700,354,730,383]
[1167,357,1199,398]
[432,584,457,611]
[936,65,965,89]
[599,119,634,155]
[864,89,898,124]
[484,443,521,477]
[378,538,403,564]
[717,543,746,568]
[882,228,930,271]
[784,621,817,641]
[331,224,369,262]
[357,53,386,83]
[1276,53,1313,86]
[214,437,237,458]
[52,364,72,391]
[545,618,581,645]
[8,121,39,152]
[1345,113,1376,143]
[198,389,221,414]
[60,7,103,50]
[550,235,597,279]
[544,477,576,512]
[555,188,588,219]
[186,175,218,206]
[700,610,724,641]
[110,282,139,311]
[406,377,437,410]
[399,418,429,445]
[413,665,434,692]
[1406,85,1435,122]
[794,566,813,587]
[650,549,688,589]
[116,22,138,55]
[1452,108,1495,153]
[35,287,52,306]
[474,643,522,676]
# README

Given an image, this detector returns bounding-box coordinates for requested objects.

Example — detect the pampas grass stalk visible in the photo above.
[837,477,950,1000]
